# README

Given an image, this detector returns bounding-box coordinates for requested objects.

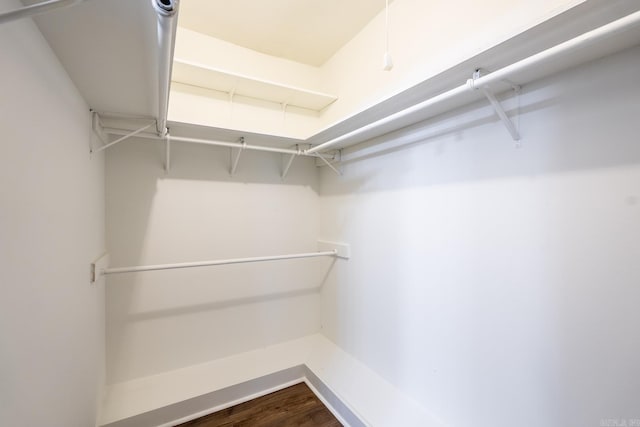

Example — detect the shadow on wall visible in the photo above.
[124,286,320,322]
[105,136,328,382]
[320,45,640,196]
[120,258,336,322]
[124,257,336,322]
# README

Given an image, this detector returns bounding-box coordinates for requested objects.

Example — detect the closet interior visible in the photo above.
[2,0,640,426]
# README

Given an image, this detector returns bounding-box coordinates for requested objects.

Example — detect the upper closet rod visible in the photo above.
[305,10,640,155]
[153,0,179,136]
[0,0,88,24]
[102,127,337,160]
[169,134,336,160]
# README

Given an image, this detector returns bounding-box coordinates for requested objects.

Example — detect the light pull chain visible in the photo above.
[383,0,393,71]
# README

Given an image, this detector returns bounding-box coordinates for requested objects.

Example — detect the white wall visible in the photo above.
[0,5,106,427]
[319,46,640,427]
[105,140,329,383]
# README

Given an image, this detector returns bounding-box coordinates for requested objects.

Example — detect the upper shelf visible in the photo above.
[302,7,640,151]
[171,58,338,112]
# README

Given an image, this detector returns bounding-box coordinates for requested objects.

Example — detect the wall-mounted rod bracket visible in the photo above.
[469,70,521,142]
[90,253,110,284]
[318,240,350,259]
[230,137,245,175]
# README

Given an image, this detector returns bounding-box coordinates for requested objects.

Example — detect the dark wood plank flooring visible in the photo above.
[176,383,342,427]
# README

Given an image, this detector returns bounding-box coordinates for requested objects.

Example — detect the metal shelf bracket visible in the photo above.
[165,132,171,172]
[281,146,298,179]
[317,150,342,176]
[90,112,154,154]
[91,111,109,149]
[470,69,521,142]
[230,137,245,176]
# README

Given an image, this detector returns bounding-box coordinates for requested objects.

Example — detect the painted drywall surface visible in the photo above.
[319,46,640,427]
[0,4,106,427]
[105,140,330,383]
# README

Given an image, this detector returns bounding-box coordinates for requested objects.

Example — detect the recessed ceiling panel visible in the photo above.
[178,0,388,66]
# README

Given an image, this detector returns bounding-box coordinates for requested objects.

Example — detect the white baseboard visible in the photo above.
[158,374,306,427]
[100,334,442,427]
[303,369,367,427]
[158,368,304,427]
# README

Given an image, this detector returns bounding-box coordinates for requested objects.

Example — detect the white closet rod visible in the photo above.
[102,127,337,160]
[305,10,640,155]
[153,0,179,136]
[101,250,337,275]
[0,0,88,24]
[169,135,336,160]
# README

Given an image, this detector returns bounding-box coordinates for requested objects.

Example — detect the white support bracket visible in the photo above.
[469,70,521,142]
[281,146,297,179]
[165,132,171,172]
[91,111,109,149]
[230,137,245,176]
[316,151,342,176]
[317,240,350,259]
[91,122,154,154]
[90,253,110,284]
[481,88,521,142]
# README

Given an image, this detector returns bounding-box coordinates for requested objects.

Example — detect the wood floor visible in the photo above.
[176,383,342,427]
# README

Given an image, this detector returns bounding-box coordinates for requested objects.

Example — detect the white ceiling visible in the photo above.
[178,0,389,67]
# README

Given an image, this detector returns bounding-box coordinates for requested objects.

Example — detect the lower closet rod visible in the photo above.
[101,250,337,276]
